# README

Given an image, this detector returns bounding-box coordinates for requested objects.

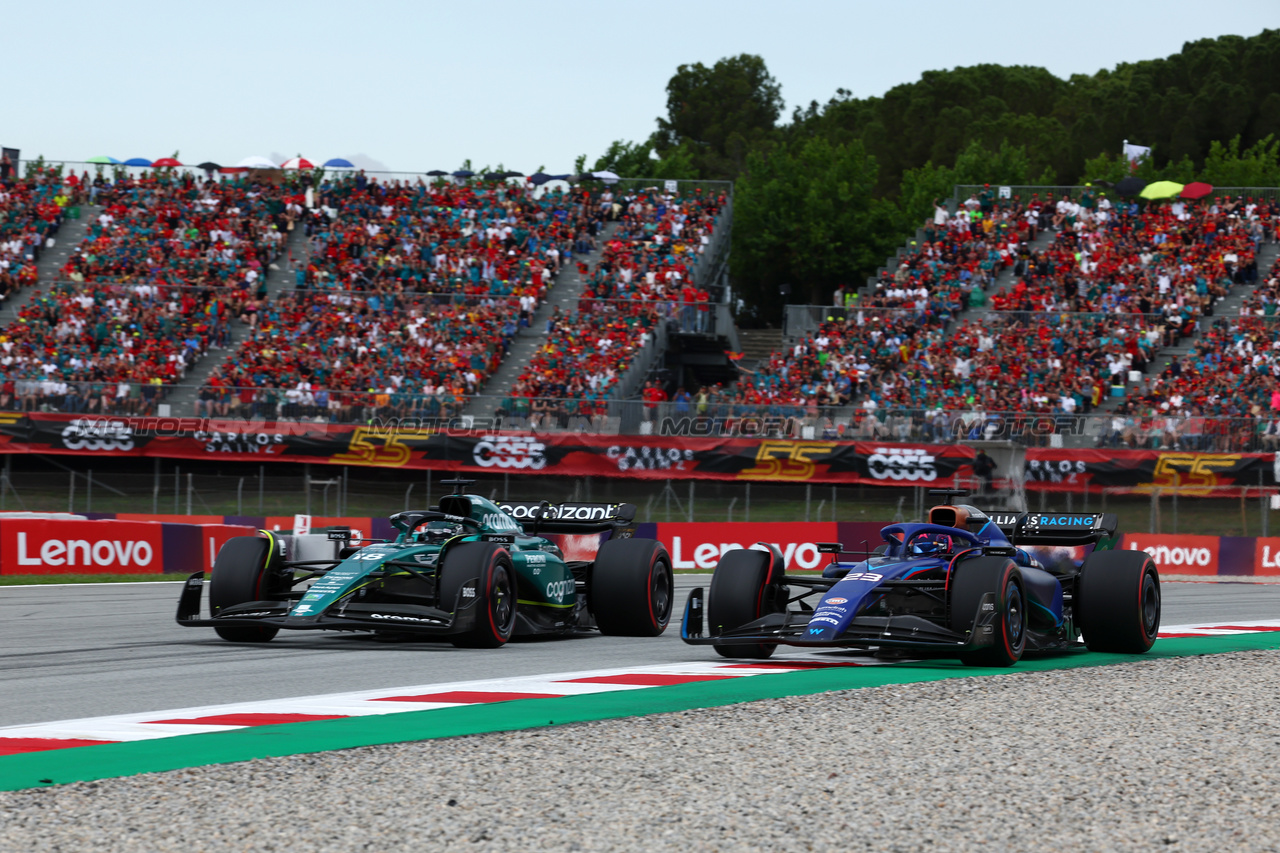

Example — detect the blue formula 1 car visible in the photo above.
[681,489,1161,666]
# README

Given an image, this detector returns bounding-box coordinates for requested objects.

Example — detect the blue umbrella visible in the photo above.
[452,170,475,178]
[528,172,552,186]
[123,158,153,167]
[323,158,355,168]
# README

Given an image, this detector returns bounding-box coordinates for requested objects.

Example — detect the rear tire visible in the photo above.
[708,548,785,659]
[1076,550,1160,653]
[591,538,674,636]
[439,542,517,649]
[950,555,1025,667]
[209,535,286,643]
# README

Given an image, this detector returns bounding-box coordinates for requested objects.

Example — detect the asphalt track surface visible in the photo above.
[3,576,1280,728]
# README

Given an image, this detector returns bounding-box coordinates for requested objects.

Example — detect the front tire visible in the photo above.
[707,548,785,659]
[1076,550,1160,653]
[591,538,674,636]
[209,535,286,643]
[439,542,517,649]
[950,555,1026,667]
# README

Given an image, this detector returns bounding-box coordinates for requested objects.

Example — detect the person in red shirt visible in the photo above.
[641,380,668,422]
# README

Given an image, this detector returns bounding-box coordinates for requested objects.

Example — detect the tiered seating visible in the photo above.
[0,283,239,414]
[62,174,289,287]
[991,198,1268,315]
[584,189,724,320]
[299,177,582,311]
[499,299,663,424]
[732,309,953,412]
[0,172,66,301]
[199,290,516,421]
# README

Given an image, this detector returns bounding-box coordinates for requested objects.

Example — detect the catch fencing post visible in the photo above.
[237,478,244,516]
[153,459,160,514]
[258,465,264,514]
[87,469,92,513]
[304,463,312,517]
[186,473,193,516]
[805,483,811,522]
[832,485,837,522]
[745,482,750,522]
[174,467,180,515]
[665,479,671,523]
[1172,472,1178,535]
[68,471,75,513]
[1263,470,1269,539]
[688,481,694,523]
[427,470,432,508]
[404,483,415,511]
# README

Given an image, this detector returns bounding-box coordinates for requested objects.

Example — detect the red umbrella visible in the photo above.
[280,157,315,170]
[1180,181,1214,200]
[152,157,183,168]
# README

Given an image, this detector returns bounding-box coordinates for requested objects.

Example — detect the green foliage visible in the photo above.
[731,136,899,317]
[588,30,1280,318]
[655,54,783,179]
[1200,135,1280,186]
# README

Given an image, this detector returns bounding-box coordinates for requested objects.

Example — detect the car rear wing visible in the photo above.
[499,501,639,535]
[985,511,1119,546]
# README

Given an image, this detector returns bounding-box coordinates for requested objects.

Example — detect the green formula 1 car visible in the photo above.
[176,479,673,647]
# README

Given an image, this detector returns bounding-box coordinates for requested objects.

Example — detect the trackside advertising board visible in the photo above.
[0,519,254,575]
[640,524,1274,578]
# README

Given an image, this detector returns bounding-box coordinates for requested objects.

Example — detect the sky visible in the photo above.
[8,0,1280,175]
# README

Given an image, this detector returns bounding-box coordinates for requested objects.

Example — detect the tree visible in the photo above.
[731,136,898,318]
[655,54,783,179]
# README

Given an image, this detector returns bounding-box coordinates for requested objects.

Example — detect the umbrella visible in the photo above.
[1180,181,1214,200]
[1139,180,1184,200]
[528,172,552,186]
[503,171,524,178]
[1114,177,1148,197]
[548,174,572,182]
[452,170,475,178]
[197,161,222,173]
[592,170,620,184]
[280,157,315,170]
[152,157,182,168]
[426,169,448,177]
[235,155,278,169]
[123,158,153,167]
[322,158,355,168]
[483,172,505,181]
[86,156,120,164]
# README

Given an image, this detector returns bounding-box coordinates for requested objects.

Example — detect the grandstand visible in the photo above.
[4,157,1280,455]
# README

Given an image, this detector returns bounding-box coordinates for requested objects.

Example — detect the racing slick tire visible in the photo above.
[591,538,674,636]
[708,548,786,659]
[209,535,288,643]
[1076,550,1160,654]
[438,542,517,649]
[950,556,1026,667]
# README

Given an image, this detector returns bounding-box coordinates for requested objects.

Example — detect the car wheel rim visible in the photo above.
[492,566,515,635]
[652,564,672,623]
[1005,581,1024,647]
[1141,572,1160,638]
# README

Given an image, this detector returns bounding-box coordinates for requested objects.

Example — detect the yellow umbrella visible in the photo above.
[1139,180,1185,200]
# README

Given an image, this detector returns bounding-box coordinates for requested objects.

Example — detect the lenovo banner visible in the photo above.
[1119,533,1219,576]
[0,518,255,575]
[1,519,165,574]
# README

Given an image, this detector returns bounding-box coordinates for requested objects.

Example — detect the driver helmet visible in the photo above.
[418,519,462,545]
[910,532,952,556]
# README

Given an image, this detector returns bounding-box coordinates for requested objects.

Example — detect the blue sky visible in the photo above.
[9,0,1279,173]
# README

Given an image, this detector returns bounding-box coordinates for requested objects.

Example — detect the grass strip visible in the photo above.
[2,632,1277,792]
[0,575,182,586]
